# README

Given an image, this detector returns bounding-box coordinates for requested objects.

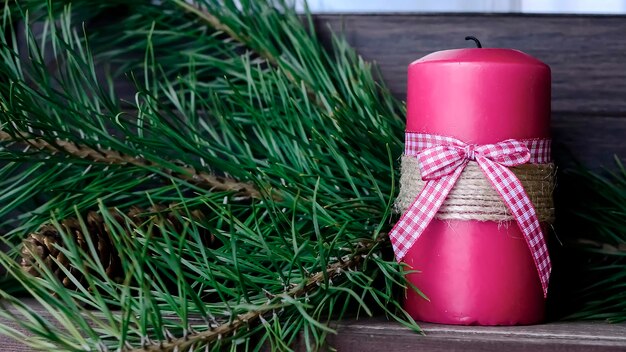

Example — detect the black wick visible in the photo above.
[465,36,482,48]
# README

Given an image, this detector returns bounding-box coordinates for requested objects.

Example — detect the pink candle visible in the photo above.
[402,43,550,325]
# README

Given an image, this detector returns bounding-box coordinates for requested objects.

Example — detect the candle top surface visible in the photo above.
[411,48,548,68]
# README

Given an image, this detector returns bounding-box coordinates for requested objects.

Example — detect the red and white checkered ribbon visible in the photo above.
[390,132,552,297]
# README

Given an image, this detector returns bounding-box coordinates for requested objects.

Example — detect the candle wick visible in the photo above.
[465,36,482,48]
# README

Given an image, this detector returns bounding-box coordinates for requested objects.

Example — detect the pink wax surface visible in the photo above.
[403,48,551,325]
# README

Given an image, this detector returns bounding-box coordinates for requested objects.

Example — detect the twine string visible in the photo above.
[395,156,555,222]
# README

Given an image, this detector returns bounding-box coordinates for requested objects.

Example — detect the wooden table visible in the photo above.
[1,300,625,351]
[326,318,626,352]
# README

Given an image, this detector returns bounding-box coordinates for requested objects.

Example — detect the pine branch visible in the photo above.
[0,130,262,199]
[0,1,416,350]
[129,237,383,352]
[174,2,260,60]
[20,204,216,286]
[174,0,323,108]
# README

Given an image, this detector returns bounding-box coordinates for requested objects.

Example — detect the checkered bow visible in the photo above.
[390,133,552,297]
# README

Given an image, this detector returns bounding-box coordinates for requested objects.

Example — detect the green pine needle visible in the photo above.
[0,0,416,351]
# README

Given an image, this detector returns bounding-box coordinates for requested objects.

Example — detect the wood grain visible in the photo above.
[552,114,626,167]
[326,318,626,352]
[313,14,626,115]
[2,300,625,352]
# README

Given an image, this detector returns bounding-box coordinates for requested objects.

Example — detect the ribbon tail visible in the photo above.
[389,165,465,261]
[477,158,552,298]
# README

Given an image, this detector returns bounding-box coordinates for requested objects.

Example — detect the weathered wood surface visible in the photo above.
[313,14,626,167]
[326,318,626,352]
[1,300,625,352]
[551,114,626,167]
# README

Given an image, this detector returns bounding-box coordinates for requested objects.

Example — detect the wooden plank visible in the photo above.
[552,114,626,167]
[313,14,626,115]
[326,317,626,352]
[0,318,37,352]
[2,300,626,351]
